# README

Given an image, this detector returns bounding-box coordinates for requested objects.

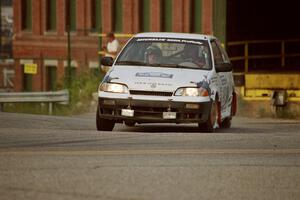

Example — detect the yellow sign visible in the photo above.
[24,63,38,74]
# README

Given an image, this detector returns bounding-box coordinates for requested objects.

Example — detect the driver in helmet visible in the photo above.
[145,45,162,64]
[183,44,206,67]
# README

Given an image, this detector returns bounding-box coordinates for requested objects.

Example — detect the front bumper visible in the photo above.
[97,97,212,124]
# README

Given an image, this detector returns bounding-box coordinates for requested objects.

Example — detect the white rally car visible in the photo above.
[97,32,237,132]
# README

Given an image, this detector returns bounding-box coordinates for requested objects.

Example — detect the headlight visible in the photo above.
[99,83,129,94]
[175,87,209,97]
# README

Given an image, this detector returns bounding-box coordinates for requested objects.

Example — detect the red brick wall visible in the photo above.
[150,0,161,32]
[57,0,65,35]
[202,0,213,35]
[102,0,113,33]
[123,0,133,33]
[132,0,140,33]
[13,0,21,34]
[172,0,183,32]
[76,0,86,36]
[32,0,42,35]
[32,58,43,91]
[183,0,192,33]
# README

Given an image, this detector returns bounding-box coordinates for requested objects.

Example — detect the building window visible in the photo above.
[161,0,172,32]
[21,0,32,31]
[211,40,223,64]
[91,0,101,32]
[46,66,57,91]
[139,0,150,32]
[65,0,76,32]
[46,0,57,31]
[190,0,202,33]
[112,0,122,32]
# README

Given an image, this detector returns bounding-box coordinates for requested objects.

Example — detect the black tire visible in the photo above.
[124,121,136,127]
[96,107,115,131]
[221,117,232,129]
[198,100,220,133]
[220,91,235,129]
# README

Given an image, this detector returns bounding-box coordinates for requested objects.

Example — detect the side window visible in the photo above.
[216,40,230,63]
[211,40,223,64]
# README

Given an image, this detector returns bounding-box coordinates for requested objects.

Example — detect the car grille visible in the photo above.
[130,90,173,96]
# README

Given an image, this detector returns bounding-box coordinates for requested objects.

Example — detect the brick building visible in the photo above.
[13,0,224,92]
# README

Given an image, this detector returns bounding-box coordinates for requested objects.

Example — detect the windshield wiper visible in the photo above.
[115,61,205,69]
[115,60,147,66]
[160,63,200,69]
[176,64,200,69]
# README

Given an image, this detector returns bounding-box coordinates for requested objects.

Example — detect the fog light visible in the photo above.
[186,104,199,109]
[103,100,115,105]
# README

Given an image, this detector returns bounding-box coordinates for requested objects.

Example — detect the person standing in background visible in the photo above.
[101,32,121,72]
[103,32,120,58]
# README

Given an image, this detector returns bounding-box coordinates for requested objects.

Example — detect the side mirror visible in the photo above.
[101,57,114,66]
[215,62,232,73]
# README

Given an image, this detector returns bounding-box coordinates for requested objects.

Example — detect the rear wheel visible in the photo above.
[96,107,115,131]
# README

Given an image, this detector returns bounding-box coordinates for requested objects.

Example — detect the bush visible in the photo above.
[56,70,104,115]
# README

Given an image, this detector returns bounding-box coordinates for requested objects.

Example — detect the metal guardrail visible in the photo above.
[0,89,69,115]
[227,39,300,74]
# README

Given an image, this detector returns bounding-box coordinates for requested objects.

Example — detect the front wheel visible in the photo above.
[198,100,221,133]
[96,107,115,131]
[124,121,136,127]
[221,117,231,128]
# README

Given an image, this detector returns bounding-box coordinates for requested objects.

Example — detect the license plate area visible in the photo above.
[163,112,177,119]
[121,109,134,117]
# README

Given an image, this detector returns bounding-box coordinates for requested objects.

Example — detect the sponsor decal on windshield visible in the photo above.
[136,38,203,45]
[136,72,174,79]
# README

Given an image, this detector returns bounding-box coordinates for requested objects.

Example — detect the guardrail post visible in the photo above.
[49,102,53,115]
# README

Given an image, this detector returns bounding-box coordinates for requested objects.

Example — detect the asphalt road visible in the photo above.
[0,112,299,200]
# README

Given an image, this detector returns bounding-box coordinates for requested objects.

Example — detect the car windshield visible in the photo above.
[116,37,212,70]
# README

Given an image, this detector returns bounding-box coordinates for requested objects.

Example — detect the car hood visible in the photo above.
[106,65,210,92]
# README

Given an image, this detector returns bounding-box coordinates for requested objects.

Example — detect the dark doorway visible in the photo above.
[227,0,300,41]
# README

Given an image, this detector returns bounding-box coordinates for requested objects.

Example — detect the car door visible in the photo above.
[210,39,233,118]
